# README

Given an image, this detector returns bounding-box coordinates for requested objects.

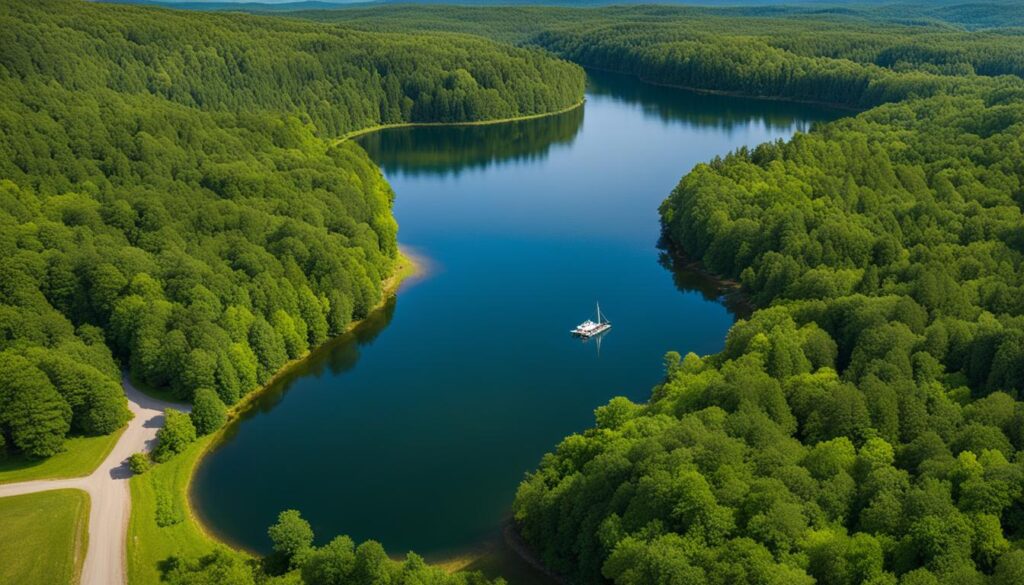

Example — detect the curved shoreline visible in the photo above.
[124,248,426,584]
[183,248,425,551]
[334,99,586,144]
[502,521,566,585]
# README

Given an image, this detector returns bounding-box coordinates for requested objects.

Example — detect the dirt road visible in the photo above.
[0,378,188,585]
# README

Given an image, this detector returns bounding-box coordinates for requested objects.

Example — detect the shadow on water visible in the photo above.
[201,295,562,585]
[194,297,402,555]
[358,105,584,177]
[657,236,754,321]
[214,297,398,446]
[586,67,840,131]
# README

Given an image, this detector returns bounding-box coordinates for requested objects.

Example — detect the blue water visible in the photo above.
[192,71,840,569]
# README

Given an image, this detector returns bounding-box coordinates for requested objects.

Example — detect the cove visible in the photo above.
[191,70,841,580]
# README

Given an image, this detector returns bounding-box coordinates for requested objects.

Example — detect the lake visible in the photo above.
[191,70,840,581]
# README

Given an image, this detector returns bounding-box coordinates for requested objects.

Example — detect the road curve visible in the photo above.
[0,377,188,585]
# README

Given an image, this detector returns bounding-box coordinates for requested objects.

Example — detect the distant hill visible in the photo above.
[96,0,1024,30]
[97,0,378,11]
[93,0,961,9]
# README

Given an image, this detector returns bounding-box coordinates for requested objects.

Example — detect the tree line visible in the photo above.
[311,5,1024,108]
[0,0,584,459]
[161,509,502,585]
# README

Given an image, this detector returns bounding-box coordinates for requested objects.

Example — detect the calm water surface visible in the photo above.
[193,71,839,578]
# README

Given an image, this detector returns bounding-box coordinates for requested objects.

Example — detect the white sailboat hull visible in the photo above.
[571,323,611,338]
[571,302,611,338]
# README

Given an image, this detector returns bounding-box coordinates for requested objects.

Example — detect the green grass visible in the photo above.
[0,489,90,585]
[0,429,124,484]
[128,434,247,585]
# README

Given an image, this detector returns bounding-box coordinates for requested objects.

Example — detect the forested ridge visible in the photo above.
[5,2,583,134]
[0,0,583,460]
[310,5,1024,109]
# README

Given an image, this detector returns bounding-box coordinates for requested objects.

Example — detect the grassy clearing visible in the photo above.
[0,489,90,585]
[0,428,124,484]
[127,434,243,585]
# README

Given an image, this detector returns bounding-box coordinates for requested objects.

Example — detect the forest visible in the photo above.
[0,0,583,459]
[7,1,1024,584]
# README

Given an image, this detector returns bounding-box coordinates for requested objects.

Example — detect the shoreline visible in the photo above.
[173,97,588,558]
[183,247,425,554]
[502,520,566,585]
[334,99,586,144]
[125,247,427,582]
[658,235,755,319]
[422,519,565,585]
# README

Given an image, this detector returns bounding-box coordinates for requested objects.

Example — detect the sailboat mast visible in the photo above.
[597,301,601,324]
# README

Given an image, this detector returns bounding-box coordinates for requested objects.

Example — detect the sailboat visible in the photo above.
[571,302,612,338]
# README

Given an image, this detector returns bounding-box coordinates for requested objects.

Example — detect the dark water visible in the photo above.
[192,71,839,575]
